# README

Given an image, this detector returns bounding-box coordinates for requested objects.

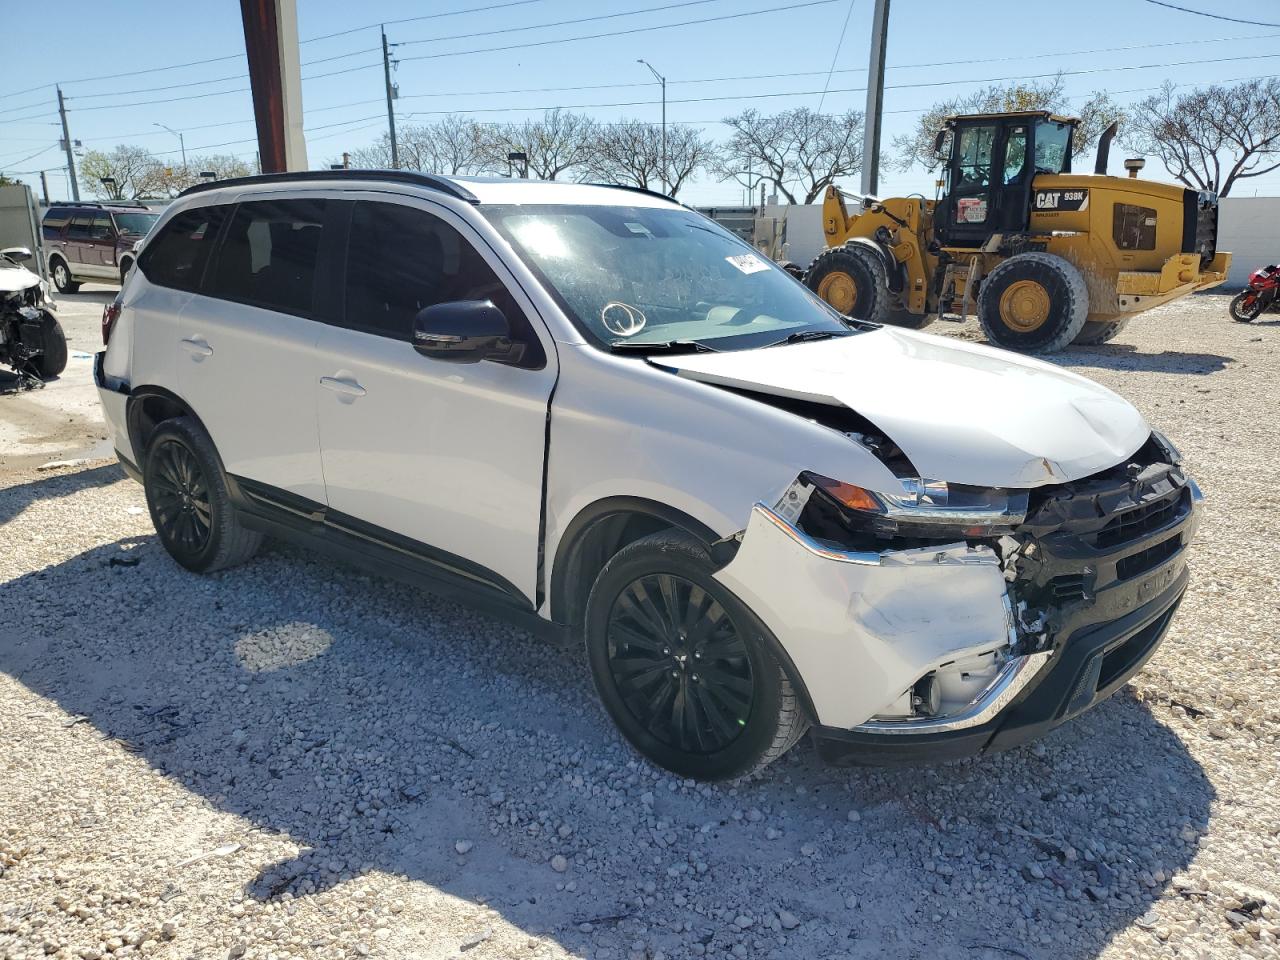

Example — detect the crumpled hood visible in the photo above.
[0,261,40,294]
[654,327,1150,487]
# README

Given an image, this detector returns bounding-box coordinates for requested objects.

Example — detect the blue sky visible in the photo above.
[2,0,1278,204]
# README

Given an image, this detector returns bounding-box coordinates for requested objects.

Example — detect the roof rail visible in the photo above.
[584,182,681,205]
[177,169,480,203]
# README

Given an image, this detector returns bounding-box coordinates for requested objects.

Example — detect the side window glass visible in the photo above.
[67,215,93,240]
[1003,127,1028,185]
[92,214,115,240]
[137,206,229,292]
[955,125,996,190]
[209,198,325,316]
[345,201,544,366]
[43,208,70,234]
[1113,204,1157,251]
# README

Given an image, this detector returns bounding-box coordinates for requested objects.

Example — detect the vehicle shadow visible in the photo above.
[0,529,1214,959]
[1053,344,1233,375]
[0,461,125,528]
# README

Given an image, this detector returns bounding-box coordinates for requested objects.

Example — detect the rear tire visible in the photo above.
[32,312,67,379]
[805,244,930,330]
[143,418,262,574]
[978,252,1089,353]
[1072,317,1130,346]
[1229,290,1263,322]
[49,258,80,294]
[584,530,807,781]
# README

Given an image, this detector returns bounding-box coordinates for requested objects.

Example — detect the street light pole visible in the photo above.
[154,123,187,168]
[637,59,666,194]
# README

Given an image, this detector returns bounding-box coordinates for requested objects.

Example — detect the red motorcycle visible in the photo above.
[1230,264,1280,322]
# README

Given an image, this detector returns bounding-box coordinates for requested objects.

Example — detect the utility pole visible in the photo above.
[637,59,666,194]
[56,86,80,202]
[39,171,50,204]
[382,26,399,169]
[860,0,890,196]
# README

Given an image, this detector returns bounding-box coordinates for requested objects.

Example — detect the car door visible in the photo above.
[64,213,93,274]
[314,197,557,606]
[87,213,118,278]
[172,194,332,506]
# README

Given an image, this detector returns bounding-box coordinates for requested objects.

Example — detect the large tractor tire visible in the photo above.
[977,252,1089,353]
[1072,317,1131,346]
[805,245,930,330]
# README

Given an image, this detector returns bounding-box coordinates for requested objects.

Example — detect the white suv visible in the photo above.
[95,171,1202,780]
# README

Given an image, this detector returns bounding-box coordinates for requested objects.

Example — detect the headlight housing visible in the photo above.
[1149,429,1183,466]
[807,472,1028,539]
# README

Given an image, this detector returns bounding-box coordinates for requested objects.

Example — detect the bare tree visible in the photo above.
[347,117,491,175]
[79,145,163,199]
[892,76,1124,170]
[155,154,255,195]
[717,107,863,204]
[481,109,598,180]
[1124,79,1280,197]
[586,120,715,197]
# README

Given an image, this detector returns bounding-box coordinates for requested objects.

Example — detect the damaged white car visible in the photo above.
[95,173,1202,780]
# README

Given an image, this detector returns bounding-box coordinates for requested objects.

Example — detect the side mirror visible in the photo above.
[932,129,947,158]
[1,246,33,263]
[412,299,525,364]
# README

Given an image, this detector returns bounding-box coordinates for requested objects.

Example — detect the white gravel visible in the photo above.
[1,291,1277,960]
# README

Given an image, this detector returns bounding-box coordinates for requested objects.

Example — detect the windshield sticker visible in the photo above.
[725,253,771,275]
[623,221,654,237]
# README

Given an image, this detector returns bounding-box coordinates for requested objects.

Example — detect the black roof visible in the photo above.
[177,169,480,203]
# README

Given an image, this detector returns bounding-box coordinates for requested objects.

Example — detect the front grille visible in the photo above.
[1095,489,1188,549]
[1117,535,1182,581]
[1182,189,1218,265]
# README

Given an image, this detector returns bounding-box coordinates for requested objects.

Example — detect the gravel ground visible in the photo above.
[1,292,1277,960]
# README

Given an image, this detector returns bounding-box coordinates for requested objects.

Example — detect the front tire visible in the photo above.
[584,531,807,780]
[143,418,262,574]
[49,258,80,294]
[805,244,930,330]
[1229,290,1263,322]
[31,312,67,378]
[978,252,1089,353]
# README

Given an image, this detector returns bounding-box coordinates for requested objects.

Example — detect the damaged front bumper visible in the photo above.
[714,457,1203,766]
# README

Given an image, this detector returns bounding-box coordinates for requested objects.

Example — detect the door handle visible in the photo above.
[180,337,213,358]
[320,376,367,398]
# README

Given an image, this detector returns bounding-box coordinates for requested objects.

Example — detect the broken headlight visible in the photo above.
[806,472,1028,540]
[1149,429,1183,466]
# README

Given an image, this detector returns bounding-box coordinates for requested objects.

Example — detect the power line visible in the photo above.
[1140,0,1280,28]
[302,0,555,43]
[817,0,856,114]
[399,0,839,62]
[396,0,725,48]
[397,53,1280,118]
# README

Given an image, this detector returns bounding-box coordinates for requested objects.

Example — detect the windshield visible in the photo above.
[113,212,159,236]
[1034,120,1073,174]
[481,204,853,351]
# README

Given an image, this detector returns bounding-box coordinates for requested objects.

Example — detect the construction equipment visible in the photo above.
[804,111,1232,352]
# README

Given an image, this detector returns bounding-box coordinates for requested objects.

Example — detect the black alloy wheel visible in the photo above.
[606,573,754,754]
[142,418,262,573]
[149,438,214,554]
[585,530,808,780]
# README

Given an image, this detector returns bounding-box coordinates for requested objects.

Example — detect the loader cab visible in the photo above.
[933,111,1077,248]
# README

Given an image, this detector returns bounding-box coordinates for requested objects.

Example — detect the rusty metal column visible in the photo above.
[239,0,308,173]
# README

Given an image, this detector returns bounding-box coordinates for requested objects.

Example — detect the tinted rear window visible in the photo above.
[67,215,93,240]
[43,207,70,231]
[208,198,325,316]
[137,205,229,292]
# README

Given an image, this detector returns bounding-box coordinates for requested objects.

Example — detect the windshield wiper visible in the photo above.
[609,339,716,354]
[766,329,843,348]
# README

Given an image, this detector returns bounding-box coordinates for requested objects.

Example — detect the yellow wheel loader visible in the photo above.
[805,111,1231,352]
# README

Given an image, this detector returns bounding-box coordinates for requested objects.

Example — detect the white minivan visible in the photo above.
[95,172,1201,780]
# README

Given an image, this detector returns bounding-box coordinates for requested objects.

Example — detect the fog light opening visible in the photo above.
[911,673,942,717]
